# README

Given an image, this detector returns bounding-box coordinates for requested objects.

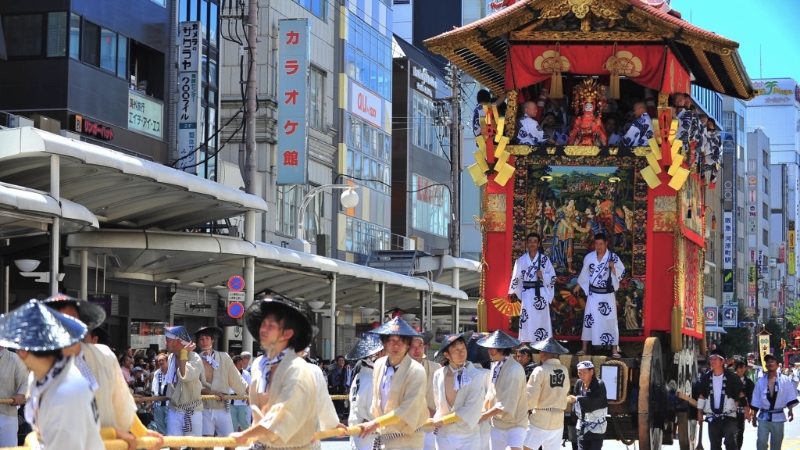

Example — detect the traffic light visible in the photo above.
[738,321,756,328]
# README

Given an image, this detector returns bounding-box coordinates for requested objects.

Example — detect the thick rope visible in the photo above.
[603,359,629,405]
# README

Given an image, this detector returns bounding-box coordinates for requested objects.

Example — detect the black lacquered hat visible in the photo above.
[244,298,312,351]
[0,300,87,351]
[165,326,192,343]
[42,293,106,330]
[434,331,473,363]
[467,332,491,364]
[531,337,569,355]
[477,330,521,349]
[195,326,223,341]
[346,333,383,361]
[371,317,421,338]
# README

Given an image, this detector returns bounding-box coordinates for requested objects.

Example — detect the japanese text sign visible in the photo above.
[277,19,310,185]
[128,91,163,139]
[176,21,202,174]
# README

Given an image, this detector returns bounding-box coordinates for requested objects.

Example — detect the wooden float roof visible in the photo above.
[423,0,753,99]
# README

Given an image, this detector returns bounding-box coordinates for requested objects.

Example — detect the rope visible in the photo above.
[135,394,249,403]
[610,414,636,446]
[604,359,628,405]
[330,395,348,401]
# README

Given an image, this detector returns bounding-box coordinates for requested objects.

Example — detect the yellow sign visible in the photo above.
[790,252,796,276]
[789,230,795,251]
[758,334,771,368]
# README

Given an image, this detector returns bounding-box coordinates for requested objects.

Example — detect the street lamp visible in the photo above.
[291,184,360,253]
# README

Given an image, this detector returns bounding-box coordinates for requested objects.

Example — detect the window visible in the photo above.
[346,14,391,100]
[100,28,117,72]
[294,0,326,20]
[704,271,716,297]
[345,114,391,193]
[763,176,768,194]
[412,91,439,155]
[69,14,81,59]
[276,185,324,242]
[46,12,67,57]
[763,150,769,167]
[737,176,744,192]
[3,15,43,57]
[738,237,744,249]
[310,68,326,130]
[82,21,100,66]
[117,36,128,79]
[345,217,390,255]
[763,202,769,220]
[763,229,769,244]
[411,174,451,237]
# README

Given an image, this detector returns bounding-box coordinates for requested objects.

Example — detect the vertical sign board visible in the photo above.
[723,212,733,270]
[722,153,734,211]
[177,22,202,174]
[277,19,310,185]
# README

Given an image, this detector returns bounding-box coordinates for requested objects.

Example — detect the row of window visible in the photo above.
[411,91,450,158]
[346,149,391,194]
[345,13,392,101]
[2,13,128,79]
[410,174,451,237]
[179,0,218,48]
[276,185,324,242]
[344,216,391,255]
[345,114,391,164]
[294,0,327,20]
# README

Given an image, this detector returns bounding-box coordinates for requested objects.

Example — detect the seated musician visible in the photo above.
[621,102,654,147]
[517,101,545,145]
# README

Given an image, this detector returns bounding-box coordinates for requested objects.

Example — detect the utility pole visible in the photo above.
[448,63,461,258]
[242,0,259,354]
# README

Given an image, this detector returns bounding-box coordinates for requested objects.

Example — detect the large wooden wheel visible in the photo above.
[639,337,666,450]
[675,336,699,450]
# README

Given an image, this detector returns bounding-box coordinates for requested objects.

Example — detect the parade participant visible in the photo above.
[733,358,755,450]
[329,355,350,419]
[163,325,204,446]
[409,329,438,450]
[0,344,27,447]
[0,300,104,449]
[357,317,428,449]
[45,293,162,450]
[515,346,536,379]
[541,112,567,145]
[517,101,545,145]
[697,349,747,450]
[621,102,654,147]
[704,117,723,187]
[509,232,557,344]
[466,333,493,450]
[346,333,384,450]
[241,351,253,374]
[432,331,486,450]
[195,326,247,450]
[603,116,622,146]
[231,298,340,449]
[573,233,625,357]
[149,353,170,434]
[525,337,570,450]
[478,330,528,450]
[472,90,506,137]
[569,361,608,450]
[750,354,798,450]
[230,355,251,432]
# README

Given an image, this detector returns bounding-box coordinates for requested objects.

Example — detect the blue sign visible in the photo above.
[228,275,245,292]
[722,306,738,327]
[276,19,310,185]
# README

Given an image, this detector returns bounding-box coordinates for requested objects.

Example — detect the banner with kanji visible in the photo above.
[505,44,689,94]
[277,19,310,185]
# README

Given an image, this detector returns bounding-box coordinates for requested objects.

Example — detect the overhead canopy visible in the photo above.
[65,230,469,312]
[0,182,98,238]
[705,326,728,334]
[0,127,268,230]
[424,0,753,99]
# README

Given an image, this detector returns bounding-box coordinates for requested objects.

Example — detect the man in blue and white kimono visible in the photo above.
[622,102,654,147]
[750,354,798,450]
[509,232,556,344]
[517,102,545,145]
[573,233,625,358]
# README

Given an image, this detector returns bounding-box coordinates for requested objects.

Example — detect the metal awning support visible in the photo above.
[330,274,337,357]
[49,155,59,295]
[379,283,385,325]
[244,209,256,354]
[80,250,88,299]
[453,268,460,333]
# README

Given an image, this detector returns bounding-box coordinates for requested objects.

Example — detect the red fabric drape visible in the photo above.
[505,44,689,94]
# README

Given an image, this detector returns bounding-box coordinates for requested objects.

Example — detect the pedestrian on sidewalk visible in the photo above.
[750,354,798,450]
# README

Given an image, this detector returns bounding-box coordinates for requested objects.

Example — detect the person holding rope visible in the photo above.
[569,361,608,450]
[357,317,429,449]
[408,329,437,450]
[697,349,747,450]
[0,300,104,449]
[230,298,340,449]
[431,331,486,450]
[509,232,557,345]
[196,326,247,450]
[346,333,384,450]
[524,337,570,450]
[163,325,204,447]
[45,293,164,450]
[478,330,528,450]
[0,343,27,447]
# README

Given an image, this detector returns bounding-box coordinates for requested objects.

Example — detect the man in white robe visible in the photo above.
[432,332,486,450]
[0,346,27,447]
[409,330,437,450]
[517,102,545,145]
[346,333,384,450]
[573,233,625,357]
[509,232,557,344]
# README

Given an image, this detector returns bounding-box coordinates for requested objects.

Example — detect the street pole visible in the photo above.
[449,63,461,258]
[242,0,259,355]
[754,258,760,356]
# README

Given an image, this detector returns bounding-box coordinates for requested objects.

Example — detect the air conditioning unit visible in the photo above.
[411,236,424,251]
[31,114,61,134]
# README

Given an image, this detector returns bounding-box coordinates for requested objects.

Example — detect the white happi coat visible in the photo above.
[578,250,625,345]
[509,251,556,343]
[349,363,375,450]
[432,362,486,437]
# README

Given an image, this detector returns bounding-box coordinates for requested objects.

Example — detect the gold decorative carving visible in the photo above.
[609,148,619,155]
[654,196,678,212]
[563,146,601,156]
[509,31,662,42]
[505,91,518,137]
[568,0,592,19]
[658,92,670,108]
[484,194,507,232]
[507,144,532,156]
[632,147,651,157]
[546,147,557,154]
[539,0,572,19]
[691,47,725,92]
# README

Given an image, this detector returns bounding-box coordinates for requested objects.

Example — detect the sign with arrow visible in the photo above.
[721,306,737,327]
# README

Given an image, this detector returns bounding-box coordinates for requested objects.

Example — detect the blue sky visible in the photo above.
[671,0,800,83]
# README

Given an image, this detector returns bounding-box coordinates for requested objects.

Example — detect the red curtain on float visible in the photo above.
[504,44,690,94]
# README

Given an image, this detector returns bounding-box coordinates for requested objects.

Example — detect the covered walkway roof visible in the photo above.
[65,230,469,312]
[0,127,268,230]
[0,182,98,238]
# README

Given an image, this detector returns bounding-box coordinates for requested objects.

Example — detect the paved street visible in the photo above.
[207,417,800,449]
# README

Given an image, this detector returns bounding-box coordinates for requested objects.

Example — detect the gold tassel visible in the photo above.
[550,44,564,98]
[608,43,620,99]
